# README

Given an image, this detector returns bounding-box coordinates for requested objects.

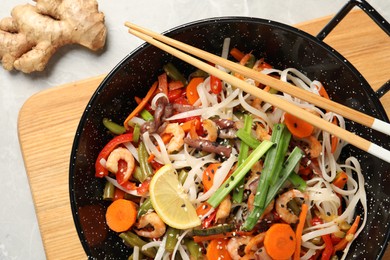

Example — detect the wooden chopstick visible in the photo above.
[125,22,390,164]
[125,22,390,137]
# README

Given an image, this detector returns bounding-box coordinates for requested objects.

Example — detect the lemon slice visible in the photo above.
[149,164,201,229]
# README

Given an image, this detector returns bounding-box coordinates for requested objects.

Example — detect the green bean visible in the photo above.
[137,142,154,180]
[163,62,187,85]
[189,69,209,79]
[103,118,126,135]
[132,166,144,183]
[137,198,153,218]
[242,147,303,231]
[165,227,180,253]
[178,169,188,185]
[132,123,140,144]
[119,231,157,258]
[184,239,203,259]
[103,181,115,200]
[192,224,235,236]
[207,140,273,208]
[245,54,256,68]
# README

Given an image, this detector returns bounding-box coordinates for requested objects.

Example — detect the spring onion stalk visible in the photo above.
[236,128,261,149]
[140,109,154,121]
[253,124,291,210]
[288,172,307,192]
[165,227,180,253]
[103,118,126,135]
[207,140,273,208]
[233,114,253,203]
[163,62,187,85]
[242,147,303,231]
[119,231,157,258]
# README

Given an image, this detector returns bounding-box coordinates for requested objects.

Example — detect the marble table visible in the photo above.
[0,0,389,259]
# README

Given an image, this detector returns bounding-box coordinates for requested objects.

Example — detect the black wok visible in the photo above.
[69,2,390,259]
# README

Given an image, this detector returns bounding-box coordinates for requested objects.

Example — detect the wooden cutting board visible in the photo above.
[18,10,390,259]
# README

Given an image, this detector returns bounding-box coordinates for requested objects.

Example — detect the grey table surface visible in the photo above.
[1,0,389,259]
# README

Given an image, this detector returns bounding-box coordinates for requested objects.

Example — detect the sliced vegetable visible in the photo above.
[264,223,296,259]
[184,239,203,260]
[284,112,314,138]
[294,203,308,260]
[103,181,115,200]
[137,198,153,218]
[193,231,253,243]
[95,133,133,178]
[165,227,180,253]
[332,171,348,189]
[192,224,235,236]
[103,118,126,135]
[230,47,245,61]
[132,123,140,143]
[207,140,274,208]
[163,62,187,85]
[157,72,168,96]
[333,215,361,253]
[119,231,157,258]
[105,199,137,232]
[137,141,154,181]
[202,163,221,191]
[210,75,223,94]
[139,109,154,121]
[206,238,232,260]
[123,81,158,129]
[186,77,204,105]
[236,128,260,149]
[321,234,334,260]
[288,172,307,192]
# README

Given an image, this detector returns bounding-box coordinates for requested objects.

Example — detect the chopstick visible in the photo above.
[125,22,390,164]
[126,22,390,137]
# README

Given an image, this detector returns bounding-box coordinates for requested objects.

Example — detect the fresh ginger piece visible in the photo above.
[0,0,107,73]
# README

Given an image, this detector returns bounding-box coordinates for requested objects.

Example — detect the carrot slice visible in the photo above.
[124,81,158,129]
[206,238,232,260]
[264,223,296,260]
[186,77,204,105]
[202,163,221,191]
[105,199,137,232]
[230,47,245,61]
[294,203,308,260]
[284,113,314,138]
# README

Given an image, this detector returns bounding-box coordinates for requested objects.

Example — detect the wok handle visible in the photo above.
[316,0,390,99]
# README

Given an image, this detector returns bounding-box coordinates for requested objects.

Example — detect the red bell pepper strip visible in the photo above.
[95,133,133,178]
[210,75,223,94]
[321,234,334,260]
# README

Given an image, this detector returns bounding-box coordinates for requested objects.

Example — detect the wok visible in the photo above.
[69,1,390,259]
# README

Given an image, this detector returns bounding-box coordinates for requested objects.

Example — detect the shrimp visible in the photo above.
[255,123,271,141]
[106,147,135,181]
[215,195,232,222]
[163,123,185,153]
[275,189,306,224]
[135,212,166,238]
[202,119,218,142]
[247,193,274,218]
[245,232,266,254]
[227,236,252,260]
[301,135,322,158]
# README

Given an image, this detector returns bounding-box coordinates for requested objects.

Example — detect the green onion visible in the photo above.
[207,140,273,208]
[103,118,126,135]
[253,124,291,210]
[233,114,253,203]
[163,62,187,85]
[242,147,303,231]
[236,128,260,149]
[288,172,307,192]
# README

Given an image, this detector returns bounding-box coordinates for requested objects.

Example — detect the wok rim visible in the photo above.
[69,15,390,258]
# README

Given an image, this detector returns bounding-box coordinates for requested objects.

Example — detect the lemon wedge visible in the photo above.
[149,164,201,229]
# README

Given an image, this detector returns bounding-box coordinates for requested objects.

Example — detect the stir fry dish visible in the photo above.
[95,45,366,260]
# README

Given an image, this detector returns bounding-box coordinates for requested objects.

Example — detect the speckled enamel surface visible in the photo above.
[69,17,390,259]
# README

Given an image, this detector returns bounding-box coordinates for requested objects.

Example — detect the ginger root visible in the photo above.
[0,0,107,73]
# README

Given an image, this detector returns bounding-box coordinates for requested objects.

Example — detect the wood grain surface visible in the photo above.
[18,10,390,259]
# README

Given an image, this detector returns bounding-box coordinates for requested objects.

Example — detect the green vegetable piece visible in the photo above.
[178,169,188,185]
[245,54,256,68]
[165,227,180,253]
[103,181,115,200]
[137,198,153,218]
[192,224,235,236]
[163,62,187,85]
[140,109,154,121]
[132,166,145,183]
[138,142,153,180]
[207,140,274,208]
[288,172,307,192]
[103,118,126,135]
[132,123,140,144]
[119,231,157,258]
[242,147,303,231]
[236,128,260,149]
[184,239,203,260]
